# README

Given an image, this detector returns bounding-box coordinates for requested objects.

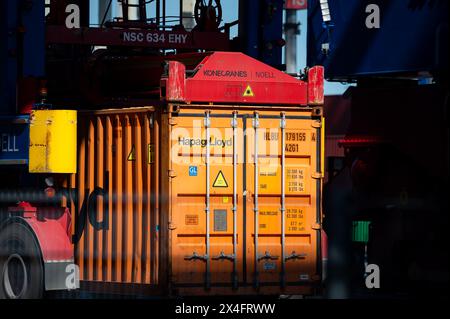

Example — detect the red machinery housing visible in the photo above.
[161,51,323,105]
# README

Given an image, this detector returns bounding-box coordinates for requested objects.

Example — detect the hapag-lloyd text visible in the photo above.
[178,137,232,148]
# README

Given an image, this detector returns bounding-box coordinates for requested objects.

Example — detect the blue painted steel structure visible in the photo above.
[0,1,18,114]
[22,0,46,78]
[0,115,30,165]
[0,0,45,115]
[307,0,449,80]
[239,0,284,68]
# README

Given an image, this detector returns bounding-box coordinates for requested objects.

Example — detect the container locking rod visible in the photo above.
[280,112,287,288]
[253,112,260,289]
[204,111,211,289]
[232,111,238,289]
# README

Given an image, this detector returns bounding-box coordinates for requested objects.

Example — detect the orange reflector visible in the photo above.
[44,187,56,198]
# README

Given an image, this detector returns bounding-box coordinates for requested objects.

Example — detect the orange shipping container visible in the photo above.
[66,104,323,296]
[162,104,323,296]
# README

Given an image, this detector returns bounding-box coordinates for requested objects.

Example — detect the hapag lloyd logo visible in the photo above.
[178,137,232,148]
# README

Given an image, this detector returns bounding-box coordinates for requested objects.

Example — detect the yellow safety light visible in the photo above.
[29,110,77,173]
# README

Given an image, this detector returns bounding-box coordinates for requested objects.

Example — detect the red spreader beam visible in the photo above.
[161,52,324,106]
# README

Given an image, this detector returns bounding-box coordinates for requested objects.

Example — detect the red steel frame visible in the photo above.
[161,51,324,105]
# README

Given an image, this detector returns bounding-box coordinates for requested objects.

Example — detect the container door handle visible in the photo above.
[257,251,279,261]
[285,251,307,261]
[212,251,235,261]
[184,251,208,261]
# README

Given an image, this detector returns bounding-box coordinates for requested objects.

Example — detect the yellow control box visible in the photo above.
[29,110,77,173]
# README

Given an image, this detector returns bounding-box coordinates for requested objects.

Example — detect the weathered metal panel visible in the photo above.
[69,108,159,286]
[29,110,77,173]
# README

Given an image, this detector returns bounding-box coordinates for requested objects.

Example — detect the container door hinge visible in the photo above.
[169,119,177,126]
[311,223,321,230]
[311,107,323,117]
[168,170,177,178]
[311,120,322,128]
[311,172,323,179]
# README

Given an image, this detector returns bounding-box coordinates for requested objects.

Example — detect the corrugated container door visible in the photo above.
[167,106,322,295]
[246,112,322,289]
[66,108,159,287]
[168,112,244,288]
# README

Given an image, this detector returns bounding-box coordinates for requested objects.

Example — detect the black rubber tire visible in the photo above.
[0,222,44,299]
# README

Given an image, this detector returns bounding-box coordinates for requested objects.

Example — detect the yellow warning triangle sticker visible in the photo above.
[243,85,254,97]
[127,145,135,161]
[213,170,228,188]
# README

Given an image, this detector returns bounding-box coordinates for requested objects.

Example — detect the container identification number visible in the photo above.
[285,143,299,152]
[286,132,306,141]
[123,31,188,44]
